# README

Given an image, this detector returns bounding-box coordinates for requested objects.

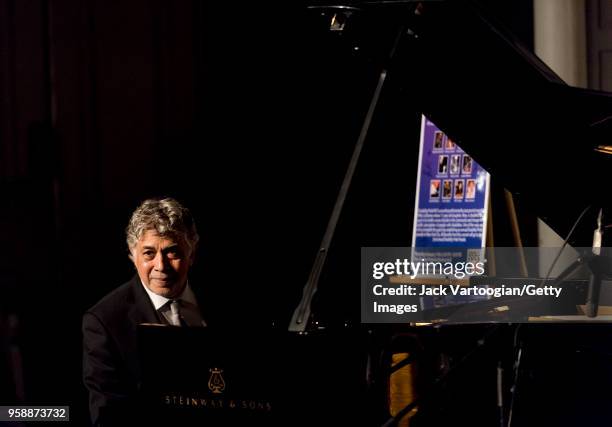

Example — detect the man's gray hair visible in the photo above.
[126,197,199,251]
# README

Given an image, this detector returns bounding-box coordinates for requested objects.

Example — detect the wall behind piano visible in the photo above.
[587,0,612,91]
[0,0,538,424]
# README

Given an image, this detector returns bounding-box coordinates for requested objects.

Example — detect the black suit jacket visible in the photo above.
[82,276,164,426]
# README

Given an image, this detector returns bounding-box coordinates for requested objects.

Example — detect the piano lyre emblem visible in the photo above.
[208,368,226,394]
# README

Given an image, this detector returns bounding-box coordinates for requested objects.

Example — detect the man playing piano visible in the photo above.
[82,197,206,426]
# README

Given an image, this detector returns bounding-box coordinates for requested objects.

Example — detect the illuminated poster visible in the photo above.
[412,116,490,249]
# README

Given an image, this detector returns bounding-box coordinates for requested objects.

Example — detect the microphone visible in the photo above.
[592,209,603,256]
[585,209,603,317]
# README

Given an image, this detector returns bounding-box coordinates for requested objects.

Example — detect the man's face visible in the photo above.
[130,229,194,298]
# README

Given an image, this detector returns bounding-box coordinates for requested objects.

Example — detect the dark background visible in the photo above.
[1,0,581,425]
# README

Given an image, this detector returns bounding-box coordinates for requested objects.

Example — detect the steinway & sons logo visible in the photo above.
[163,366,272,412]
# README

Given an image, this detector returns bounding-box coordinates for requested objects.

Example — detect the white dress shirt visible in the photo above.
[141,281,206,327]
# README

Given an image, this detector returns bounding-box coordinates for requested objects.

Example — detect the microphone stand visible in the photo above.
[540,209,607,318]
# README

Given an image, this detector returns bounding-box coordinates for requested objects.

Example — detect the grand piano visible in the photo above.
[139,1,612,426]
